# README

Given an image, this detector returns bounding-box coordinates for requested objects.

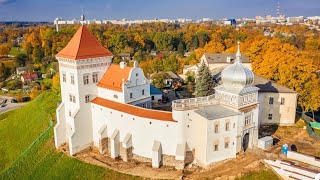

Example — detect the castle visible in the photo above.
[54,26,294,169]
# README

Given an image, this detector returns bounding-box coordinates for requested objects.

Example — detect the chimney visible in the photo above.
[120,61,127,69]
[226,56,231,63]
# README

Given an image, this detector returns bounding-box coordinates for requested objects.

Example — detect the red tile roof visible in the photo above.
[91,97,176,122]
[97,64,133,92]
[22,74,38,79]
[56,26,113,60]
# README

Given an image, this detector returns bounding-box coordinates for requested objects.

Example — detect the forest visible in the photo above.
[0,22,319,113]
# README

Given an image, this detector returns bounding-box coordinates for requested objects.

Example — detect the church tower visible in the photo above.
[54,26,113,155]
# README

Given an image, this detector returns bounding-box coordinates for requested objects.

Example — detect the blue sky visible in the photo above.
[1,0,320,21]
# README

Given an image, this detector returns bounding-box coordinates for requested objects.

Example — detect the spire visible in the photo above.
[236,41,241,62]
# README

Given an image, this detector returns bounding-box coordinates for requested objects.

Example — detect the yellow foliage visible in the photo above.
[204,41,225,53]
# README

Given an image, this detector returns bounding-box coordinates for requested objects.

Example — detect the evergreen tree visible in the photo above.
[195,63,215,97]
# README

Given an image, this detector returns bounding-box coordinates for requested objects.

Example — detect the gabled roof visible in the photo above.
[56,26,113,60]
[91,97,175,122]
[97,64,133,92]
[253,75,297,93]
[203,53,250,64]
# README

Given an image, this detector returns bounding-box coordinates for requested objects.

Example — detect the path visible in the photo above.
[0,95,27,114]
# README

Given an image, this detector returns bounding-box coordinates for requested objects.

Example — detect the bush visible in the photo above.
[6,79,22,90]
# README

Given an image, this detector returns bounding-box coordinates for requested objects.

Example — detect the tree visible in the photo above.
[52,73,60,93]
[0,63,6,81]
[0,43,11,56]
[151,72,166,89]
[32,45,44,63]
[195,63,215,97]
[204,41,225,53]
[30,87,40,99]
[14,53,28,66]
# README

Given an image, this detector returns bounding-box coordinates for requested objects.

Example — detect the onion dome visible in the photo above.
[221,42,254,91]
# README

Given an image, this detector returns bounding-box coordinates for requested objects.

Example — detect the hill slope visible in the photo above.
[0,91,137,179]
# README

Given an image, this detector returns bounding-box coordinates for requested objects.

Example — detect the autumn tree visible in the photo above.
[52,73,60,93]
[0,43,11,56]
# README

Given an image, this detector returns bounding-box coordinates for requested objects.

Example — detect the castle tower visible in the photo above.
[54,25,113,155]
[215,42,259,153]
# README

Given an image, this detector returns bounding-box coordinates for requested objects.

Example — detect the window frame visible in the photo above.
[226,122,230,131]
[62,73,66,82]
[214,144,219,151]
[83,74,89,85]
[85,95,90,103]
[92,73,98,83]
[269,97,274,105]
[71,74,75,85]
[280,97,285,105]
[214,124,220,133]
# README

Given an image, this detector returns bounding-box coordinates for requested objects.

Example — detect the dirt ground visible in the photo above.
[62,120,320,180]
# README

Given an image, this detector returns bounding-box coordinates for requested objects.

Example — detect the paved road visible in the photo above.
[0,95,27,114]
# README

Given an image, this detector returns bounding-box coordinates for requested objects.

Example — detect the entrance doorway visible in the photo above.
[242,133,249,152]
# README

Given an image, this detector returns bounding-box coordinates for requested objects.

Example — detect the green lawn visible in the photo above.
[9,47,26,57]
[236,169,280,180]
[0,90,138,179]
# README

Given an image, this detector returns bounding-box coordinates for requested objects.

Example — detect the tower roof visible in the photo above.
[221,42,254,93]
[56,26,113,60]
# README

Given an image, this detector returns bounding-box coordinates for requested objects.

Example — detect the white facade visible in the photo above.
[54,27,285,170]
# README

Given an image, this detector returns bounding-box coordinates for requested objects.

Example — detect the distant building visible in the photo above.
[21,74,38,83]
[118,53,131,61]
[16,67,27,75]
[150,85,162,102]
[150,50,157,56]
[224,19,236,26]
[182,53,251,76]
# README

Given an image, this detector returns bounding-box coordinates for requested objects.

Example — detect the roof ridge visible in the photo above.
[75,26,84,59]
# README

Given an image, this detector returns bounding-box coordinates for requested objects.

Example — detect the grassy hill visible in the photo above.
[0,91,138,179]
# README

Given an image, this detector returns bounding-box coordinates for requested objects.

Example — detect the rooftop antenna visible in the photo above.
[277,1,280,17]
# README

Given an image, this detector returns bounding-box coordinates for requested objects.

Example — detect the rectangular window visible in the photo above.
[69,111,71,117]
[245,115,251,126]
[85,95,90,103]
[268,113,273,120]
[152,96,155,100]
[92,73,98,83]
[214,124,219,133]
[281,97,285,105]
[83,75,89,85]
[130,93,133,99]
[71,75,75,85]
[142,89,145,95]
[226,122,230,131]
[214,144,219,151]
[225,142,229,149]
[62,73,66,82]
[69,95,76,103]
[269,97,274,105]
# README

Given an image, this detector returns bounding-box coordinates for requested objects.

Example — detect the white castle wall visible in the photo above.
[91,103,179,159]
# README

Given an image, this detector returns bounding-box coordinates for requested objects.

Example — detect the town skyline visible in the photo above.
[1,0,320,22]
